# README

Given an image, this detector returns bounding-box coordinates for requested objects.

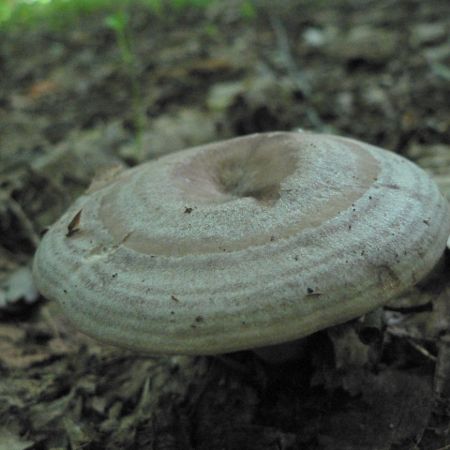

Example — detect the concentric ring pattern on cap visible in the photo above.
[33,132,450,354]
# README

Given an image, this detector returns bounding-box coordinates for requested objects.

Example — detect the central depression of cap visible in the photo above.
[33,132,450,355]
[98,132,378,256]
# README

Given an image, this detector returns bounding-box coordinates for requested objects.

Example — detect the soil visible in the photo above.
[1,1,450,449]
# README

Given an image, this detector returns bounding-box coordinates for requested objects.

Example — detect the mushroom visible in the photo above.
[32,132,450,359]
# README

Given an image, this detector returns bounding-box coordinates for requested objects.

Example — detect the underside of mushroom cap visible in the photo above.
[33,132,450,354]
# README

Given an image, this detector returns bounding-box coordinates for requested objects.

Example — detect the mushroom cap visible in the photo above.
[33,132,450,354]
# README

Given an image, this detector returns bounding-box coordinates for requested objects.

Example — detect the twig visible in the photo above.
[7,197,40,249]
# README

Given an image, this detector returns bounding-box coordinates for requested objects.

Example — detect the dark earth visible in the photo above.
[1,1,450,449]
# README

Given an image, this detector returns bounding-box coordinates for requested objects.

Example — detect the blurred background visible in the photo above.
[0,1,449,449]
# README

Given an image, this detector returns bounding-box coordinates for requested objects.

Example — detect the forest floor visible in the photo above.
[1,1,450,449]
